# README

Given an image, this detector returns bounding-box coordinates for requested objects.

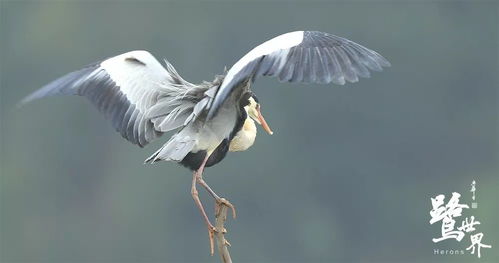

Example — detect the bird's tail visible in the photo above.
[144,127,197,164]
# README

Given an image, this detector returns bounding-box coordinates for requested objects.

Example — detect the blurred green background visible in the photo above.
[1,1,498,262]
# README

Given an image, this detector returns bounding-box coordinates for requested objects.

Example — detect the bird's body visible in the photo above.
[21,30,390,253]
[179,112,256,170]
[178,88,259,170]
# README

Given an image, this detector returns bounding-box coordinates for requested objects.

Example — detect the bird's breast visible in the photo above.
[229,118,257,152]
[191,102,238,154]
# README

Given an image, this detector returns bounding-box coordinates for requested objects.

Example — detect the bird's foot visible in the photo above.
[215,197,236,219]
[206,220,230,255]
[206,223,217,255]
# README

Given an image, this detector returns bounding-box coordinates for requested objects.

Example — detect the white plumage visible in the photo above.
[223,31,304,89]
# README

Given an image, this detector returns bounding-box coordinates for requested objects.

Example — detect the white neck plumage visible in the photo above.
[228,106,257,152]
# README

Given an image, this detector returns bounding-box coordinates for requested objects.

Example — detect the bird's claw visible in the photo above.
[216,198,236,219]
[207,224,216,256]
[200,197,234,256]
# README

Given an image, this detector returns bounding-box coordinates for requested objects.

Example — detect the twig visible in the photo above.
[214,198,235,263]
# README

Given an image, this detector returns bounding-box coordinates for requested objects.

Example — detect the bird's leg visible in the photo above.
[191,155,216,255]
[191,154,236,254]
[196,175,236,219]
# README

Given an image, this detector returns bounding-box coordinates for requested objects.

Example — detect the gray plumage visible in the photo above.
[20,51,217,152]
[21,31,390,165]
[207,31,390,119]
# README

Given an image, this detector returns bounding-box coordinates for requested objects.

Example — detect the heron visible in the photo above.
[21,31,390,251]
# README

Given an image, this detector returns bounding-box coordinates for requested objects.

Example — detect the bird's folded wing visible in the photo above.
[207,31,391,119]
[21,50,200,147]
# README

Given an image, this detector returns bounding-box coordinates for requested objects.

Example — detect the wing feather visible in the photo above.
[21,50,200,147]
[207,31,390,119]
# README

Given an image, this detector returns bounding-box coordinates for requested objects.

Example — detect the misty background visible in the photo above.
[1,1,498,262]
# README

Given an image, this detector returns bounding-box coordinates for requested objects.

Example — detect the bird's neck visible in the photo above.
[228,104,248,139]
[229,115,257,152]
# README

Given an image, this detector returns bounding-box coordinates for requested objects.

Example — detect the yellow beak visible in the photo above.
[257,106,273,135]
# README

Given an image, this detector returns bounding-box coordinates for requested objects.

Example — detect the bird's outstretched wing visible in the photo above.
[21,50,205,147]
[207,31,390,119]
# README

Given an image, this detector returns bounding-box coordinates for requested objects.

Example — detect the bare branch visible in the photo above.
[214,198,235,263]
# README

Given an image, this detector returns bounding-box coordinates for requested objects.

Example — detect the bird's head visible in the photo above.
[243,93,273,135]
